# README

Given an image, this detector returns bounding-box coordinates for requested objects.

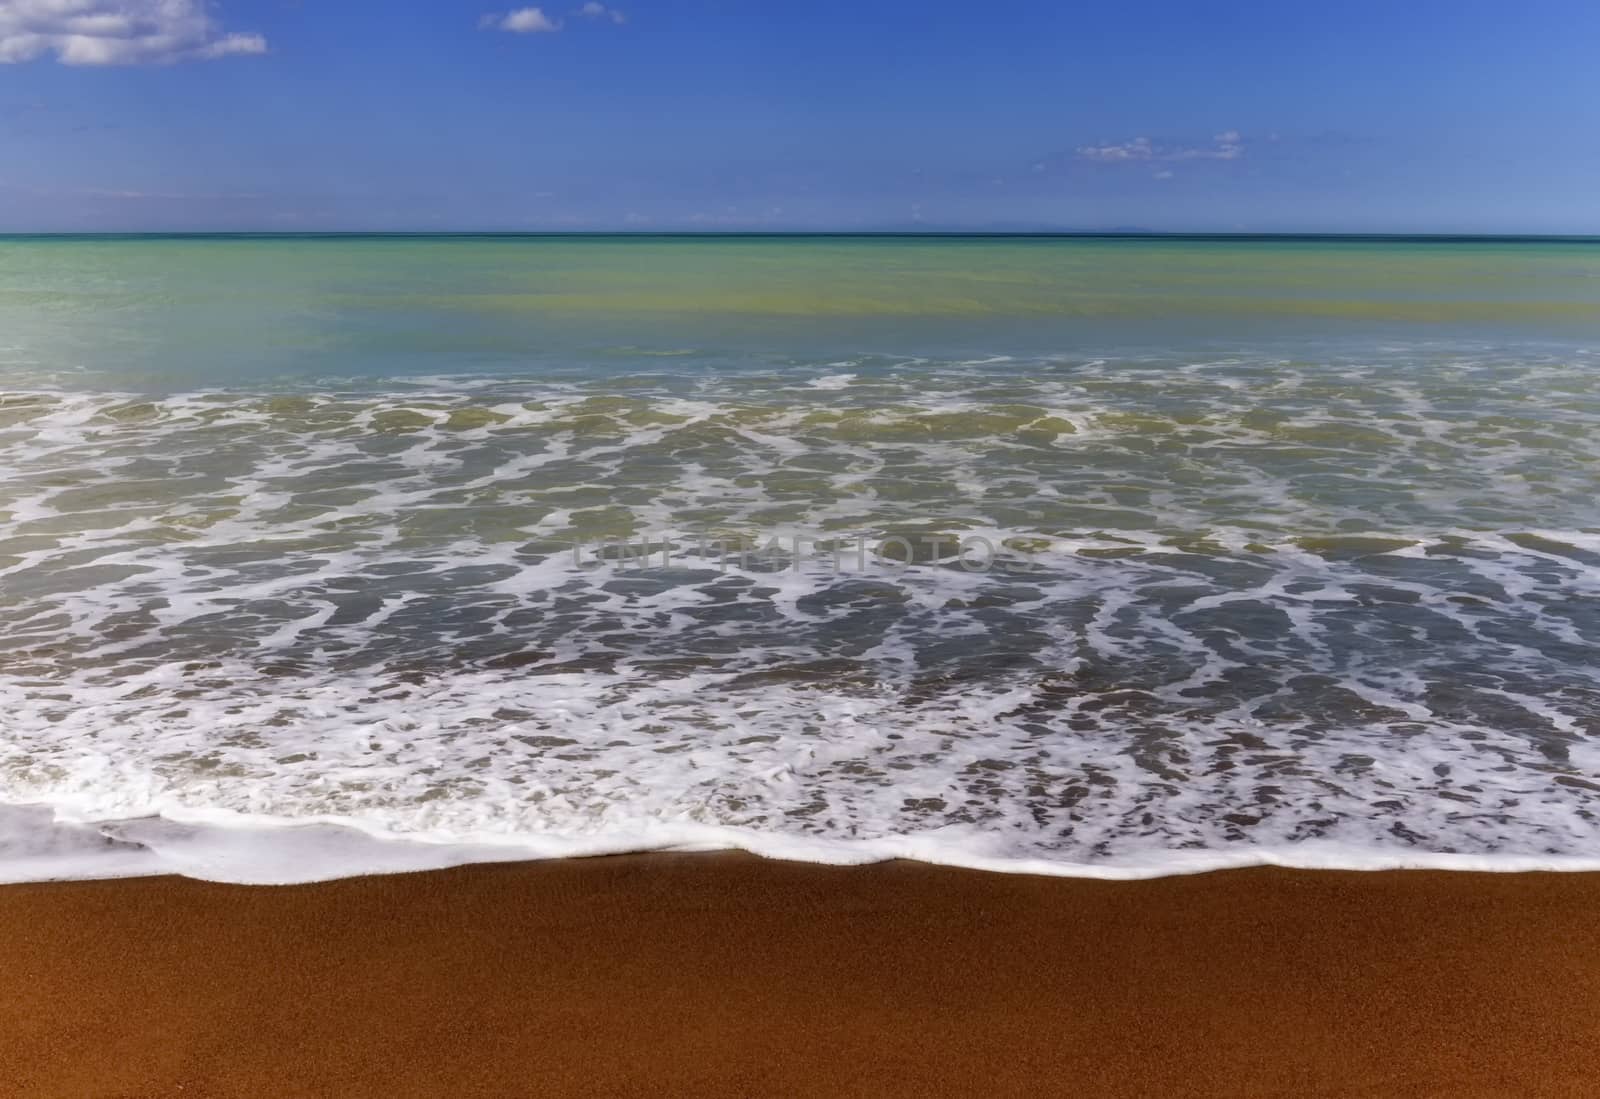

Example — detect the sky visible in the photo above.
[2,0,1599,233]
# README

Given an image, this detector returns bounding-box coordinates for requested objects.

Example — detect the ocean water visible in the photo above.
[3,234,1600,883]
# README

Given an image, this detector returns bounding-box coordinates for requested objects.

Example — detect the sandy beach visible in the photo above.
[2,856,1597,1097]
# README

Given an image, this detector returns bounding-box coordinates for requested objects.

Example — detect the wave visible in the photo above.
[3,350,1600,883]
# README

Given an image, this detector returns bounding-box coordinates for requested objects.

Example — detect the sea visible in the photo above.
[2,233,1599,883]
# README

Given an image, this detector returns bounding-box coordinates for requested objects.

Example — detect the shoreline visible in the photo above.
[13,802,1600,886]
[4,855,1599,1096]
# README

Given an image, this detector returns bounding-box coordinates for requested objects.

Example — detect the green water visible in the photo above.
[2,235,1598,388]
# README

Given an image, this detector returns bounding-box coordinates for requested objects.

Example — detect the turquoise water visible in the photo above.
[2,235,1600,881]
[5,234,1600,387]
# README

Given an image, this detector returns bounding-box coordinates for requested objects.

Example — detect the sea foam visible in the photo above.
[3,348,1600,883]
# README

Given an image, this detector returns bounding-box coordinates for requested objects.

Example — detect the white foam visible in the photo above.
[3,349,1600,884]
[8,801,1600,886]
[808,373,857,390]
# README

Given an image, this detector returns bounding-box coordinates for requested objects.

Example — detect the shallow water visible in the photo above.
[2,235,1599,882]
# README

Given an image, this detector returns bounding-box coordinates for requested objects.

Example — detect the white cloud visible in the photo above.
[1077,136,1155,162]
[577,2,626,23]
[0,0,265,66]
[482,4,626,32]
[483,7,562,33]
[1077,131,1245,164]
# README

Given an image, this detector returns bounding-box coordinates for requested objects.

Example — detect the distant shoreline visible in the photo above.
[4,230,1600,243]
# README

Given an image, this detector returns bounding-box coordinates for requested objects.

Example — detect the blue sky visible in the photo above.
[2,0,1598,233]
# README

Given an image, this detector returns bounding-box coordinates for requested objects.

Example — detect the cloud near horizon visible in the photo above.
[1077,131,1245,163]
[0,0,265,66]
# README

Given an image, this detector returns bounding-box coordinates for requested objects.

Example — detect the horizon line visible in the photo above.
[3,230,1600,243]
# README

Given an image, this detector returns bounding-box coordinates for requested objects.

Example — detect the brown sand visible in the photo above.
[2,856,1598,1097]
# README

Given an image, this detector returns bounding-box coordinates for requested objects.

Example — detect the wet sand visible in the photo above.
[2,856,1598,1097]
